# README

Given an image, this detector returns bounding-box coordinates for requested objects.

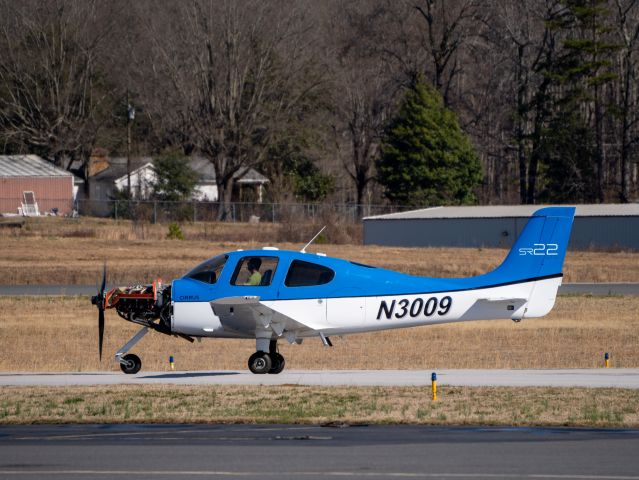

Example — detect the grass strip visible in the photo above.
[1,385,637,427]
[3,296,639,371]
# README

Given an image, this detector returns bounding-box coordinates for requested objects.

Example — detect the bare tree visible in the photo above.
[484,0,566,204]
[334,70,391,216]
[0,0,114,177]
[144,0,323,219]
[2,0,636,209]
[412,0,482,106]
[329,3,398,216]
[614,0,639,202]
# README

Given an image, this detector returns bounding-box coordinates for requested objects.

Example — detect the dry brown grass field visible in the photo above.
[1,216,638,284]
[1,295,637,372]
[1,385,638,427]
[2,218,637,428]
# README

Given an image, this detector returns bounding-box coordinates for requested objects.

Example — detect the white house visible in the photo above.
[89,156,268,204]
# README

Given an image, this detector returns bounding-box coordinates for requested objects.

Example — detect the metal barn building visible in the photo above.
[363,204,639,250]
[0,155,78,216]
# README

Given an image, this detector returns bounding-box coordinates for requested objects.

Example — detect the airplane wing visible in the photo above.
[210,296,316,340]
[475,297,528,312]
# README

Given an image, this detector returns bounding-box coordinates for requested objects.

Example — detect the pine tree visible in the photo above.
[152,153,198,202]
[377,77,482,206]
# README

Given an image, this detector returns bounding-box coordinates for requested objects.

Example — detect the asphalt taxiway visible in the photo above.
[2,368,638,388]
[1,424,638,479]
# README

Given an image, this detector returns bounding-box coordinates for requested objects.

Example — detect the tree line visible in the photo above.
[1,0,638,217]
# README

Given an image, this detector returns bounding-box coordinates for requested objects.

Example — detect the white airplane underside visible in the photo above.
[172,275,562,339]
[92,207,575,374]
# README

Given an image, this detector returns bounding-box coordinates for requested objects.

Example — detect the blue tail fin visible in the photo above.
[492,207,575,281]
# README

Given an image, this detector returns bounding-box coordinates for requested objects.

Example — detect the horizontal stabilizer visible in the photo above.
[459,296,529,321]
[478,297,527,304]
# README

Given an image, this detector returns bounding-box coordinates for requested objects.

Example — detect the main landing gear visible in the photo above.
[248,339,285,374]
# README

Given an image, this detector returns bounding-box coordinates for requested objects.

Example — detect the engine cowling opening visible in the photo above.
[104,280,172,332]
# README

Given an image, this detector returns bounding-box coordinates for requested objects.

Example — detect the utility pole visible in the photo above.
[126,90,135,197]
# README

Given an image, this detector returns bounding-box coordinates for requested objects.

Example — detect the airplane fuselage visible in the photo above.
[97,206,575,374]
[170,249,562,340]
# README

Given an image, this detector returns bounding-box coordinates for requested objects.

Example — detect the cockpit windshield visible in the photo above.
[184,255,227,284]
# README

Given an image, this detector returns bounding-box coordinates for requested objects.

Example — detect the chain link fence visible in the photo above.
[1,197,413,223]
[68,199,412,224]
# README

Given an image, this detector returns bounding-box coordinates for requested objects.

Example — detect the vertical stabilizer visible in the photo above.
[491,206,576,282]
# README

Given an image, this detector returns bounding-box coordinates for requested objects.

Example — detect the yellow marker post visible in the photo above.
[431,372,437,401]
[605,352,609,368]
[169,355,175,371]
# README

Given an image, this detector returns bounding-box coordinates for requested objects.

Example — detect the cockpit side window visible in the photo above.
[184,255,227,284]
[285,260,335,287]
[230,256,279,286]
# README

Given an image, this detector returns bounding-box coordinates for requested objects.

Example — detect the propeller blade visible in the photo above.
[100,262,106,296]
[98,307,104,362]
[95,262,107,362]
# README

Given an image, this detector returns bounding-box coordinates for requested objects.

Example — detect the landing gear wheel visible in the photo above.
[268,353,285,374]
[248,352,272,374]
[120,354,142,374]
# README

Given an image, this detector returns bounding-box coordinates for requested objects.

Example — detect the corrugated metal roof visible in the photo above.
[0,155,73,177]
[364,204,639,220]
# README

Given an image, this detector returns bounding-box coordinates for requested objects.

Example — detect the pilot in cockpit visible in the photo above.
[245,257,262,286]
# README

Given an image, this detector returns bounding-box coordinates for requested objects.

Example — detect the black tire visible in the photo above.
[248,352,272,374]
[268,353,285,374]
[120,354,142,374]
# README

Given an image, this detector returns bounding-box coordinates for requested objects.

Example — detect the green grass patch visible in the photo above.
[0,385,638,427]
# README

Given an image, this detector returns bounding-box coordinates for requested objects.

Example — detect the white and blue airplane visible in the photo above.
[92,206,575,374]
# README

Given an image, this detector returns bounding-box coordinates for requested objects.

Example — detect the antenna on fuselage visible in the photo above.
[300,226,326,253]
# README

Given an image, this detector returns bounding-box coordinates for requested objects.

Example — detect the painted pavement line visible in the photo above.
[0,471,637,479]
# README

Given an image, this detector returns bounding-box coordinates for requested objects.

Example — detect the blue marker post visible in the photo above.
[169,355,175,371]
[605,352,609,369]
[431,372,437,401]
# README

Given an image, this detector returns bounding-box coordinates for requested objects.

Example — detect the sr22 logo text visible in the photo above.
[518,243,558,256]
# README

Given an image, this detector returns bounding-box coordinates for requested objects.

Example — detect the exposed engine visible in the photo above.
[91,267,193,374]
[105,280,172,333]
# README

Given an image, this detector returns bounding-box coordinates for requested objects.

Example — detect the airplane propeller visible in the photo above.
[90,263,107,361]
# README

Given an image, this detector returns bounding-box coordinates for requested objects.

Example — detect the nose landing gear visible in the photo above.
[119,353,142,374]
[115,326,148,375]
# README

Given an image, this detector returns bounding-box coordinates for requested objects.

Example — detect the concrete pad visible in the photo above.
[1,369,638,388]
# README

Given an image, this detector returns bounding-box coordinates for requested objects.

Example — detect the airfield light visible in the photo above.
[431,372,437,401]
[169,356,175,370]
[604,352,610,368]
